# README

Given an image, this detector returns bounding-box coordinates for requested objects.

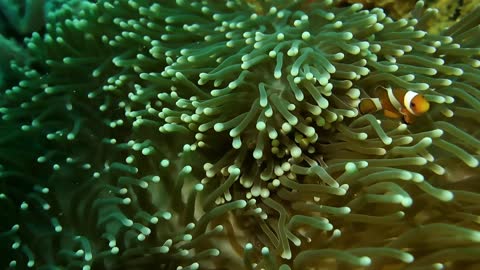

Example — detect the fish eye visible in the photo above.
[410,102,416,108]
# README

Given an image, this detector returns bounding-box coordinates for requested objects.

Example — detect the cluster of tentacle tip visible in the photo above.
[0,0,479,269]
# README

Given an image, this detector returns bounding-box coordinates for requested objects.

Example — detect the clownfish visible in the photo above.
[358,86,430,124]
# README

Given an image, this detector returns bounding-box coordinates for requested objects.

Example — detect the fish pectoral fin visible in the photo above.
[403,114,415,124]
[400,108,415,124]
[384,110,402,119]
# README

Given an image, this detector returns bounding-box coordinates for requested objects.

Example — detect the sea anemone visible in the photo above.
[1,0,479,269]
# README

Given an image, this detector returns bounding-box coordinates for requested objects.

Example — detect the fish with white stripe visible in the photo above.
[358,86,430,124]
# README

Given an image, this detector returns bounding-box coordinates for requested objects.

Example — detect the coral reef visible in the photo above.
[336,0,480,33]
[336,0,417,19]
[426,0,480,34]
[1,0,480,269]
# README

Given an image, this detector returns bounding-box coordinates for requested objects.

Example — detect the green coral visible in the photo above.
[1,0,480,269]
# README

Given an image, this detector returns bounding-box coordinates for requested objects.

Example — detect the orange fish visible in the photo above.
[359,86,430,124]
